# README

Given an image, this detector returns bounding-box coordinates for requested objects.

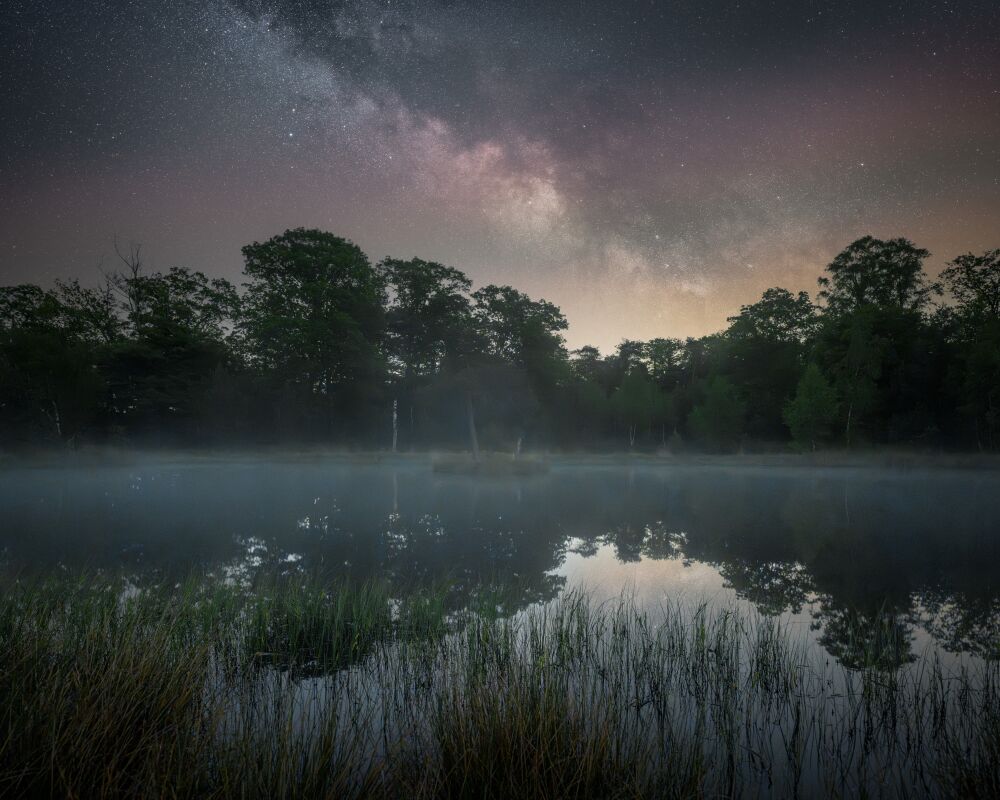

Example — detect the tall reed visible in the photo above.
[0,575,996,798]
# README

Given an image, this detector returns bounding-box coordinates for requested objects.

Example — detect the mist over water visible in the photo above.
[2,456,999,668]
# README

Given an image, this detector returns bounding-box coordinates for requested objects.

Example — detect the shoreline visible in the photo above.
[3,445,1000,471]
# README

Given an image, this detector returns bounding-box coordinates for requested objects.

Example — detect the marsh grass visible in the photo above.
[242,578,394,674]
[0,575,997,799]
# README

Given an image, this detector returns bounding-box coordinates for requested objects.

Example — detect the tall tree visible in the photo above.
[727,288,817,343]
[821,310,886,446]
[816,238,942,445]
[569,345,606,385]
[379,257,473,448]
[0,286,103,444]
[471,285,567,366]
[725,288,817,439]
[643,337,686,388]
[464,285,569,451]
[940,249,1000,323]
[380,258,473,377]
[118,267,239,341]
[52,279,123,345]
[784,364,839,451]
[817,236,936,315]
[612,368,656,448]
[102,267,240,439]
[239,229,387,437]
[941,250,1000,448]
[689,376,745,452]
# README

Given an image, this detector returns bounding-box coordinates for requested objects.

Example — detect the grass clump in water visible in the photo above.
[243,577,394,674]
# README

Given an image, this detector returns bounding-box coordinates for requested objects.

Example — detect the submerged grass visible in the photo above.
[0,575,997,799]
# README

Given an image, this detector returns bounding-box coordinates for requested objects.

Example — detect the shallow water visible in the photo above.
[2,457,998,668]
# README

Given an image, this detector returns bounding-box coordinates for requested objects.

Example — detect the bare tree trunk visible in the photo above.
[51,400,62,439]
[466,392,480,463]
[845,400,853,447]
[513,434,522,460]
[391,398,398,453]
[989,392,997,452]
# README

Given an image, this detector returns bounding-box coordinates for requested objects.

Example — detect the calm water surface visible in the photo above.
[2,457,999,668]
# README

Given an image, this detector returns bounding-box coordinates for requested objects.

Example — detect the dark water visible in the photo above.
[2,457,999,667]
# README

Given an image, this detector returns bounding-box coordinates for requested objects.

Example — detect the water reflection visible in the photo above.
[1,460,998,666]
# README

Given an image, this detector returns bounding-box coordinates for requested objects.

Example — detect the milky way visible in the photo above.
[2,0,998,348]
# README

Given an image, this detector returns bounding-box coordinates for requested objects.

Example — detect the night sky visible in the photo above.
[3,1,998,349]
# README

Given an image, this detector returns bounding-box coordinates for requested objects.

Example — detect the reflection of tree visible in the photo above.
[915,589,1000,660]
[606,523,646,563]
[593,468,1000,666]
[5,462,1000,667]
[378,505,568,613]
[639,524,688,561]
[718,560,814,616]
[604,521,688,563]
[811,600,915,671]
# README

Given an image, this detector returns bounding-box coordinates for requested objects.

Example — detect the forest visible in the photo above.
[1,231,998,452]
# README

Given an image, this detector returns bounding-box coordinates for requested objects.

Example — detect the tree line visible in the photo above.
[2,229,998,452]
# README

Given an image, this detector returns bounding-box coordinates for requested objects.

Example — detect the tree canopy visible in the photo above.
[2,229,997,452]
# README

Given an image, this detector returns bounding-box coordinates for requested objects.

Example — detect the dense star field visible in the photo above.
[3,0,999,348]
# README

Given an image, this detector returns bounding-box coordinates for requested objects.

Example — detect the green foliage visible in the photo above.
[723,288,817,440]
[784,364,839,450]
[817,235,937,314]
[0,285,104,443]
[380,257,473,377]
[956,318,1000,449]
[471,284,567,366]
[819,309,884,445]
[239,229,387,438]
[689,376,745,452]
[937,250,1000,448]
[2,232,1000,451]
[240,228,385,380]
[612,369,656,447]
[727,287,816,343]
[940,249,1000,322]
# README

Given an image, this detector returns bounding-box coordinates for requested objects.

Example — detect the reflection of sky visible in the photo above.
[556,543,727,607]
[1,458,999,667]
[555,541,978,674]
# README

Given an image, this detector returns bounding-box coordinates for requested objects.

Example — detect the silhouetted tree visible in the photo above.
[817,236,937,315]
[2,230,998,451]
[471,284,567,366]
[0,286,103,444]
[784,364,838,451]
[612,368,656,447]
[239,229,387,439]
[724,288,817,439]
[941,251,1000,448]
[940,249,1000,322]
[689,376,745,452]
[379,258,473,447]
[102,267,239,439]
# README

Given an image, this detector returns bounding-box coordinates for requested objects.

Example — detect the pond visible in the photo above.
[3,455,998,669]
